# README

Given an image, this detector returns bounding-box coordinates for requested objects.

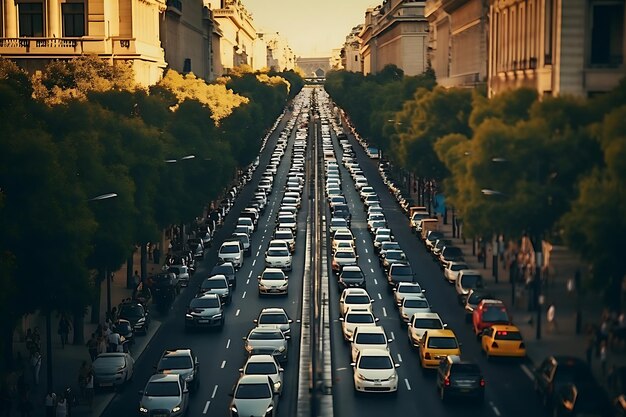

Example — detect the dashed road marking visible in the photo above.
[256,251,260,257]
[382,307,387,317]
[390,331,395,340]
[220,361,226,369]
[336,367,348,371]
[248,271,253,278]
[397,353,403,363]
[211,385,218,398]
[489,401,501,416]
[370,268,374,273]
[365,248,368,254]
[226,339,231,349]
[374,278,378,285]
[202,401,210,414]
[258,244,262,251]
[252,259,257,266]
[520,364,534,381]
[246,279,250,285]
[377,293,382,300]
[404,379,411,390]
[368,259,372,263]
[242,291,247,299]
[236,309,240,316]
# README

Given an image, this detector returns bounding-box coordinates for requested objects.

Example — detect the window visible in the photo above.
[62,3,85,37]
[590,3,624,66]
[19,3,44,37]
[183,58,192,73]
[544,0,553,65]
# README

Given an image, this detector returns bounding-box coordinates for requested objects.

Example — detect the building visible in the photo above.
[330,48,343,70]
[296,57,331,79]
[161,1,218,81]
[425,0,489,88]
[205,0,259,74]
[359,0,429,76]
[259,31,296,72]
[489,0,626,97]
[341,25,363,72]
[0,0,167,86]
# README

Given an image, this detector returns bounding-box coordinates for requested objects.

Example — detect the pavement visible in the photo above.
[9,244,167,417]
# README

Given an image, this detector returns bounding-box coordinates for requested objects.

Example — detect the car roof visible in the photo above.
[341,265,362,272]
[245,355,277,364]
[353,326,385,335]
[206,275,227,281]
[250,326,282,333]
[425,329,456,338]
[346,307,373,314]
[489,324,521,332]
[459,270,481,275]
[195,293,219,300]
[148,373,180,383]
[221,241,240,247]
[411,312,442,320]
[260,307,288,315]
[397,282,421,288]
[342,288,369,296]
[478,299,505,307]
[161,349,192,358]
[359,348,392,357]
[262,268,284,274]
[238,374,271,385]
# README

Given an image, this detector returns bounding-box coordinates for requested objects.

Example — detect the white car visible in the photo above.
[228,375,277,417]
[339,288,374,317]
[237,217,254,235]
[265,247,292,271]
[277,214,297,232]
[350,326,392,362]
[329,218,349,234]
[258,268,289,296]
[340,307,379,342]
[273,229,295,253]
[399,296,432,323]
[331,248,358,275]
[351,349,399,393]
[407,312,446,348]
[238,355,284,395]
[444,261,469,283]
[332,229,355,252]
[333,240,355,254]
[393,282,424,307]
[218,241,243,269]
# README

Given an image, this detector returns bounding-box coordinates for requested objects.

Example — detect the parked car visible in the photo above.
[92,353,135,390]
[210,262,237,289]
[436,356,484,403]
[117,301,150,334]
[455,270,484,305]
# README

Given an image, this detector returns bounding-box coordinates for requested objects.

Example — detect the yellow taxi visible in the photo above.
[480,324,526,358]
[417,329,461,369]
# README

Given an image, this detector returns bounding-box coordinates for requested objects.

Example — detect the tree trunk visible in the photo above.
[140,243,147,282]
[90,273,101,324]
[126,255,133,290]
[72,308,85,345]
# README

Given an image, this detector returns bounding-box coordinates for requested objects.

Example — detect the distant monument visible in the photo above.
[296,57,331,79]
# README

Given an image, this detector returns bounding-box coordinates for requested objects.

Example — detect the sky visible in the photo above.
[244,0,378,57]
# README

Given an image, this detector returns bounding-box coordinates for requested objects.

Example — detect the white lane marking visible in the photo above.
[211,385,218,398]
[202,401,210,414]
[390,331,395,340]
[520,364,534,381]
[226,339,231,349]
[220,361,226,369]
[397,353,403,363]
[236,309,240,316]
[365,248,368,254]
[248,271,253,278]
[258,244,262,251]
[489,401,501,416]
[252,259,257,267]
[404,379,411,390]
[264,228,267,233]
[368,258,372,263]
[382,307,387,317]
[246,279,250,285]
[336,367,347,371]
[374,278,378,285]
[377,293,382,300]
[370,268,374,273]
[362,239,366,244]
[256,251,260,257]
[242,291,247,299]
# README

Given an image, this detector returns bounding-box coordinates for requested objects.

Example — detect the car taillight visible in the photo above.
[444,377,450,386]
[480,378,485,387]
[491,341,499,348]
[424,352,431,359]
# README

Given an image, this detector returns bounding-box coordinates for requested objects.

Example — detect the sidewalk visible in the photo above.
[10,242,167,417]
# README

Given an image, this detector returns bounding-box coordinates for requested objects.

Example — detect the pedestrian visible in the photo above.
[44,390,56,417]
[107,329,121,353]
[84,371,94,409]
[547,304,558,333]
[147,242,153,261]
[600,340,608,376]
[86,333,98,362]
[55,393,67,417]
[133,270,141,289]
[153,245,161,265]
[57,316,71,348]
[17,385,32,417]
[29,350,41,386]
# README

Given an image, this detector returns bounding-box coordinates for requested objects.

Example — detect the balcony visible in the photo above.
[0,37,136,58]
[166,0,182,15]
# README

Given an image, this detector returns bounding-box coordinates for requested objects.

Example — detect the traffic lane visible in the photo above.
[345,131,548,417]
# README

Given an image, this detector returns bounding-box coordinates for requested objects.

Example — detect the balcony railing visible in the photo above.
[0,37,136,56]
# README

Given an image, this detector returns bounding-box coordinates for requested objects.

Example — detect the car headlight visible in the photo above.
[139,407,148,414]
[212,313,223,319]
[356,373,365,381]
[172,405,181,412]
[230,405,238,413]
[245,345,253,352]
[280,283,288,289]
[273,380,282,391]
[266,405,274,414]
[137,318,145,323]
[389,373,397,381]
[278,346,286,353]
[184,374,194,382]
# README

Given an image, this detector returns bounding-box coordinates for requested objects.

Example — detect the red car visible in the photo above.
[472,299,510,336]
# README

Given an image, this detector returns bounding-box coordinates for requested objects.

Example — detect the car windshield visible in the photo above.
[259,314,288,324]
[555,363,594,384]
[144,381,180,397]
[336,252,355,259]
[482,308,509,323]
[95,356,125,368]
[279,217,295,223]
[190,298,220,308]
[461,275,483,288]
[412,318,443,329]
[245,363,277,375]
[345,295,370,304]
[359,356,392,370]
[427,337,458,349]
[220,245,239,254]
[426,232,443,242]
[381,243,400,251]
[275,232,292,240]
[399,285,422,293]
[202,279,227,290]
[332,219,347,226]
[335,234,352,241]
[249,331,284,340]
[494,330,522,340]
[443,247,463,257]
[268,249,289,257]
[119,304,143,318]
[404,299,429,308]
[158,355,192,370]
[342,270,362,279]
[346,314,374,324]
[392,265,413,276]
[262,272,285,280]
[355,333,386,345]
[468,292,492,304]
[451,264,468,271]
[451,364,481,375]
[235,383,271,399]
[211,266,233,276]
[386,251,405,260]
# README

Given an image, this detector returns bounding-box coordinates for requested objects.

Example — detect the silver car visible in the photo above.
[198,275,232,305]
[92,352,135,390]
[185,294,224,330]
[254,307,293,338]
[239,355,284,395]
[229,375,277,417]
[243,326,289,363]
[155,349,200,392]
[399,296,432,323]
[138,373,189,417]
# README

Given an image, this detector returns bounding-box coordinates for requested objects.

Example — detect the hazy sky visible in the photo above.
[244,0,378,57]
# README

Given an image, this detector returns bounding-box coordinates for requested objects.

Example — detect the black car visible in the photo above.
[553,383,612,417]
[535,356,595,408]
[439,246,464,268]
[338,266,366,289]
[387,263,414,288]
[151,272,181,311]
[436,356,484,403]
[117,302,150,334]
[332,204,352,224]
[112,319,134,345]
[210,263,237,289]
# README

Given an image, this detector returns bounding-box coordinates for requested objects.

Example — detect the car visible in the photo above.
[350,326,392,362]
[254,307,293,337]
[218,241,244,269]
[184,293,224,330]
[243,326,289,363]
[138,373,189,417]
[407,312,446,347]
[210,262,236,289]
[228,375,277,417]
[277,214,297,232]
[238,355,284,395]
[167,265,190,288]
[229,233,251,257]
[410,209,430,230]
[472,299,510,336]
[381,249,408,271]
[333,240,356,255]
[443,261,469,283]
[332,229,355,252]
[436,356,485,403]
[117,301,150,334]
[236,217,255,235]
[340,307,379,342]
[399,296,432,323]
[338,265,366,289]
[373,234,392,252]
[463,289,495,323]
[265,246,292,271]
[378,241,401,258]
[534,356,596,408]
[329,217,349,234]
[186,239,205,260]
[439,246,465,269]
[480,324,526,358]
[368,220,387,235]
[424,230,444,250]
[456,270,484,305]
[339,288,374,317]
[92,352,135,390]
[552,383,612,417]
[155,349,200,392]
[432,238,453,257]
[387,263,414,288]
[332,248,358,274]
[393,282,424,307]
[273,229,295,253]
[198,275,232,305]
[258,268,289,296]
[351,349,399,393]
[417,329,462,369]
